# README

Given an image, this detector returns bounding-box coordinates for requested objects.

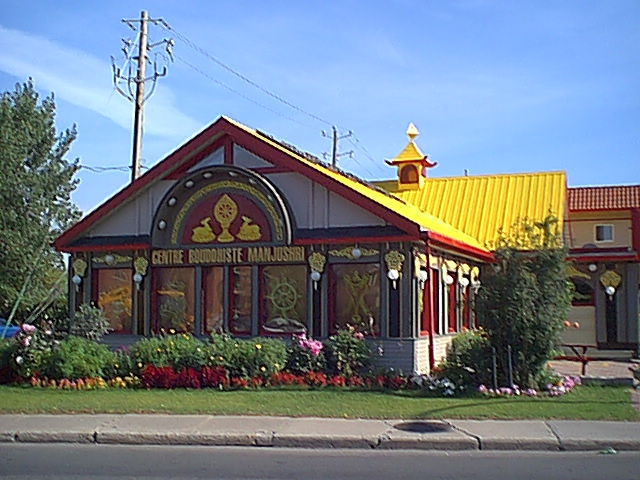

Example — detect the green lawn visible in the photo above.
[0,385,637,420]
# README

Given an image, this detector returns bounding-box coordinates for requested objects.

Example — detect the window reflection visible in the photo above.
[261,265,308,334]
[155,268,195,333]
[96,268,133,334]
[229,266,252,334]
[331,264,380,336]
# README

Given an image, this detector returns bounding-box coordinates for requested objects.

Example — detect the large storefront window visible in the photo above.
[95,268,133,334]
[331,264,380,336]
[155,268,195,333]
[260,265,308,334]
[203,267,224,334]
[229,266,252,334]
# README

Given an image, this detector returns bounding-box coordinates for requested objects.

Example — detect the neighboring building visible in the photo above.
[564,186,640,356]
[55,116,625,375]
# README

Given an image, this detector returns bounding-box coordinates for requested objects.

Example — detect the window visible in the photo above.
[203,267,224,334]
[95,268,133,334]
[400,165,419,183]
[447,271,457,334]
[155,268,195,333]
[330,263,380,336]
[229,266,252,334]
[260,265,308,334]
[595,224,613,242]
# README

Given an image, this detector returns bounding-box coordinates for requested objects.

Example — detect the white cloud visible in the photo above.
[0,25,200,139]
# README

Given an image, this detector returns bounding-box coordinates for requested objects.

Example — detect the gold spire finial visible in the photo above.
[406,123,419,141]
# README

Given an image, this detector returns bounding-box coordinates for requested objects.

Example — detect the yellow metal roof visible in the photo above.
[225,117,488,252]
[376,171,566,249]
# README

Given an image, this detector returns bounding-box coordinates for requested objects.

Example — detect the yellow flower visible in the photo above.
[255,344,262,350]
[137,362,143,368]
[260,366,266,372]
[169,328,176,334]
[210,356,215,361]
[196,348,201,352]
[274,363,280,369]
[156,348,161,352]
[218,356,224,361]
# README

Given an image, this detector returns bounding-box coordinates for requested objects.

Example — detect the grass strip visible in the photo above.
[0,385,637,420]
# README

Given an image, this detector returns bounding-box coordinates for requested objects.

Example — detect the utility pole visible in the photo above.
[112,11,174,183]
[322,126,354,168]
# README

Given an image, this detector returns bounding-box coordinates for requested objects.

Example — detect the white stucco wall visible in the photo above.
[87,180,175,237]
[267,172,388,229]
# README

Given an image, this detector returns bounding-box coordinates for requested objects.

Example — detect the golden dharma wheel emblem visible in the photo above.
[214,194,238,243]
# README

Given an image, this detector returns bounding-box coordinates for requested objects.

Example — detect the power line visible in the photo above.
[159,23,333,127]
[176,57,314,129]
[79,164,149,173]
[155,17,384,179]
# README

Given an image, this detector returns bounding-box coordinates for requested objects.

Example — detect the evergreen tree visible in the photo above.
[0,80,81,321]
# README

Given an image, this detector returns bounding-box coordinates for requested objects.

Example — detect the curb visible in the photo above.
[3,430,639,451]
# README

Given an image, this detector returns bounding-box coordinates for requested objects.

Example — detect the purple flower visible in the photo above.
[477,385,488,393]
[21,337,31,347]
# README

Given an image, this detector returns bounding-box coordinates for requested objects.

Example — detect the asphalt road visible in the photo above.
[1,444,639,480]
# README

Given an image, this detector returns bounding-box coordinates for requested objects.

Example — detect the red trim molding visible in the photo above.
[164,136,227,180]
[252,166,295,174]
[62,243,150,253]
[293,234,416,246]
[224,136,234,165]
[632,208,640,253]
[427,232,494,262]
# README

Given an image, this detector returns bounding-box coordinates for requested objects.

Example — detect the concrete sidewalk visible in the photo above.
[1,414,639,451]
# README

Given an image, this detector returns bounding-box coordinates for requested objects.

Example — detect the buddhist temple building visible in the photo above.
[54,117,640,372]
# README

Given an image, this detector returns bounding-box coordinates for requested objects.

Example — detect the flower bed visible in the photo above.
[2,320,583,398]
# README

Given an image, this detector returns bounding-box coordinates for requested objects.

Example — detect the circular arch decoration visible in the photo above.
[152,166,295,248]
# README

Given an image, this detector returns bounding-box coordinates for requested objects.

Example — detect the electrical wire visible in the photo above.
[160,23,333,127]
[79,164,149,173]
[176,57,315,130]
[159,21,383,178]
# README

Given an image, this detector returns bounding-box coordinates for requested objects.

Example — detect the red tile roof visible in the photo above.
[569,185,640,211]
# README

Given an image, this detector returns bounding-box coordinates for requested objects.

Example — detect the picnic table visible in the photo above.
[555,344,598,376]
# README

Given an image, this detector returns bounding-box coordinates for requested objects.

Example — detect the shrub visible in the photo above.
[43,336,115,380]
[476,215,572,387]
[0,339,18,384]
[129,333,209,371]
[285,333,325,374]
[208,334,287,379]
[69,304,111,341]
[324,326,372,377]
[10,323,58,379]
[438,329,493,387]
[103,348,139,379]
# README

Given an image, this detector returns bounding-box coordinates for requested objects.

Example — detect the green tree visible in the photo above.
[475,215,573,387]
[0,80,81,322]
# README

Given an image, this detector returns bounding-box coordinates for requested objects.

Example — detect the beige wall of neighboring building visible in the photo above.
[568,214,632,248]
[563,306,597,345]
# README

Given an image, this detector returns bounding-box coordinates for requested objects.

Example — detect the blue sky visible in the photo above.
[1,1,638,214]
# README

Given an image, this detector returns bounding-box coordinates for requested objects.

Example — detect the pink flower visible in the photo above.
[21,324,36,333]
[21,336,31,347]
[354,332,364,340]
